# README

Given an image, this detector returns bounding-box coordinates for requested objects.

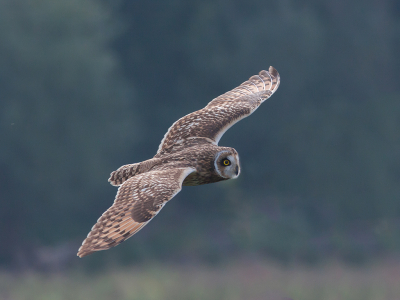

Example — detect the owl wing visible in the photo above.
[157,66,280,154]
[77,167,195,257]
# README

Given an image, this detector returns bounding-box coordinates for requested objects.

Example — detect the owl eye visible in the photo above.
[222,159,231,166]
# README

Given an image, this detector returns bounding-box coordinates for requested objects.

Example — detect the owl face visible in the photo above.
[214,149,240,179]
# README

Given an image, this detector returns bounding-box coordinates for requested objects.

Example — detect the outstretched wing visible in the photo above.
[157,66,280,154]
[77,167,195,257]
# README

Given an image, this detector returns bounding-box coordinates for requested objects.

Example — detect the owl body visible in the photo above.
[78,67,280,257]
[158,144,240,186]
[111,144,239,187]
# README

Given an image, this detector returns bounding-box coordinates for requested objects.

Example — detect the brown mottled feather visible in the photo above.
[77,167,195,257]
[157,67,280,155]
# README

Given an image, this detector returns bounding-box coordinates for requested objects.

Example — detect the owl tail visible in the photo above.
[108,158,161,186]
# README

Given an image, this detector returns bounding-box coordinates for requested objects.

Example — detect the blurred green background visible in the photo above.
[1,0,400,298]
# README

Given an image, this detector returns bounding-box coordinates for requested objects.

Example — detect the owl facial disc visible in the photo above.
[214,150,240,179]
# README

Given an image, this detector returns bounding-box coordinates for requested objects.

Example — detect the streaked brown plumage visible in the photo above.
[77,67,280,257]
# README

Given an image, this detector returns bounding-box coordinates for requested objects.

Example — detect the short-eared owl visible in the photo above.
[77,67,280,257]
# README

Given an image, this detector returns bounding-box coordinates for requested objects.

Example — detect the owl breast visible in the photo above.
[182,171,226,186]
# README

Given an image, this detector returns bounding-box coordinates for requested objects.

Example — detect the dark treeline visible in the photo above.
[1,0,399,268]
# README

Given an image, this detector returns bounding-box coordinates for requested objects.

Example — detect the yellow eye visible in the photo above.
[222,159,231,166]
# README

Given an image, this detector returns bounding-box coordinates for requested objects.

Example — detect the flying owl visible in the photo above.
[77,66,280,257]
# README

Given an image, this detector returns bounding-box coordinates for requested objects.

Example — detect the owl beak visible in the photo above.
[235,165,239,176]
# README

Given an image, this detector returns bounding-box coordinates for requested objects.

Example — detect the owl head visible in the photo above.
[214,149,240,179]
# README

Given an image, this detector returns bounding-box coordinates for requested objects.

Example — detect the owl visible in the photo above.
[77,66,280,257]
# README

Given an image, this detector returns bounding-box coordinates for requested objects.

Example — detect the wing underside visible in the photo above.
[157,66,280,154]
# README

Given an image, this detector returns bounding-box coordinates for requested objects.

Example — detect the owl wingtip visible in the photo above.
[77,249,94,258]
[77,243,96,258]
[268,66,279,78]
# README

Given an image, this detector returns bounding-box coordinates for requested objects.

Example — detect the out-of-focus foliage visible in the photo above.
[1,0,400,268]
[0,0,136,266]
